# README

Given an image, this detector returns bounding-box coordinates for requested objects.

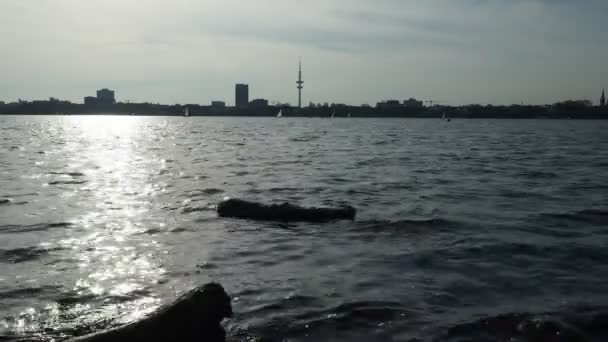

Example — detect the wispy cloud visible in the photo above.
[0,0,607,105]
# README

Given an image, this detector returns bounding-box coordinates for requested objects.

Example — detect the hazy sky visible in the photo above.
[1,0,607,106]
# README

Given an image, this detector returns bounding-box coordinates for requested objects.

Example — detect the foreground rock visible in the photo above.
[70,283,232,342]
[217,198,356,222]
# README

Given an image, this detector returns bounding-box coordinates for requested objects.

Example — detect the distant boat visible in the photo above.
[276,109,283,118]
[331,110,335,119]
[442,112,451,122]
[184,107,190,117]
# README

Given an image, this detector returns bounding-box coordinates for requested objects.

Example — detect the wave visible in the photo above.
[539,209,608,225]
[0,246,63,263]
[518,170,559,179]
[245,187,326,195]
[0,199,28,206]
[427,241,608,270]
[0,285,60,301]
[236,299,409,341]
[0,222,72,234]
[289,135,320,142]
[353,218,458,233]
[48,180,87,185]
[0,193,39,198]
[439,306,608,342]
[372,139,398,145]
[181,205,215,213]
[187,188,225,197]
[47,172,85,177]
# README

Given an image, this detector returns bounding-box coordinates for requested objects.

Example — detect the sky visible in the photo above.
[1,0,607,106]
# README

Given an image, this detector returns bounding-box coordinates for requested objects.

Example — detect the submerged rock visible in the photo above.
[217,198,356,222]
[70,283,232,342]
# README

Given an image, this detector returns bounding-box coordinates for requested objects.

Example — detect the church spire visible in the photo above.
[601,88,606,107]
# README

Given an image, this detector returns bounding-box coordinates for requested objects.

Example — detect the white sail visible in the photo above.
[276,110,283,118]
[184,107,190,117]
[442,112,445,120]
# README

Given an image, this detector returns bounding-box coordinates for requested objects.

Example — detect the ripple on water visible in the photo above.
[0,285,61,302]
[236,299,412,342]
[190,188,225,196]
[181,205,215,214]
[47,180,87,185]
[352,218,460,234]
[539,209,608,226]
[439,306,608,342]
[2,117,608,342]
[0,246,65,263]
[47,172,85,177]
[0,222,73,234]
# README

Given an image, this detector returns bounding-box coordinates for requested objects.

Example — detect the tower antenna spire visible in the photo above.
[297,57,304,109]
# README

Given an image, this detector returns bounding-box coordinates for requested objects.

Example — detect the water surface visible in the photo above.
[1,116,607,341]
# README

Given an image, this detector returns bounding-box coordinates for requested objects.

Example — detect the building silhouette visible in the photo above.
[84,96,97,105]
[96,88,116,105]
[601,89,606,107]
[377,100,401,109]
[249,98,269,108]
[403,98,423,108]
[297,59,304,108]
[211,101,226,108]
[235,84,249,107]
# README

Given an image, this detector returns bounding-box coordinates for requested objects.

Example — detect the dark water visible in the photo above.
[1,115,607,341]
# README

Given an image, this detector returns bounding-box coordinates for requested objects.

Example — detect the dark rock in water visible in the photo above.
[217,198,356,222]
[0,199,10,205]
[69,283,232,342]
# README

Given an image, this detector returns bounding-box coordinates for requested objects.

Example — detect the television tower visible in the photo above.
[296,58,304,108]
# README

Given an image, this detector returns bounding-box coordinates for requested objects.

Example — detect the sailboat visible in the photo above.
[331,110,335,119]
[276,109,283,118]
[442,112,450,122]
[184,107,190,117]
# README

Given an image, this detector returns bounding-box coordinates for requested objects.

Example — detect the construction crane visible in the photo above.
[423,100,446,106]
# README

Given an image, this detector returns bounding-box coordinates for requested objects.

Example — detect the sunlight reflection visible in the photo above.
[57,116,166,322]
[2,117,172,337]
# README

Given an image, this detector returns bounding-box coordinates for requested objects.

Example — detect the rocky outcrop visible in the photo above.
[217,198,356,222]
[70,283,232,342]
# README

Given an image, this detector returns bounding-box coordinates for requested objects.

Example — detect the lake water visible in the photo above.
[1,115,608,341]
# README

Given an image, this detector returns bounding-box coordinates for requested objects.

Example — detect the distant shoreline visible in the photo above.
[1,100,607,119]
[2,113,608,119]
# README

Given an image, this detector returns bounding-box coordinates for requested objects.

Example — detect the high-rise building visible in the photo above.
[235,84,249,107]
[96,88,115,105]
[601,89,606,107]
